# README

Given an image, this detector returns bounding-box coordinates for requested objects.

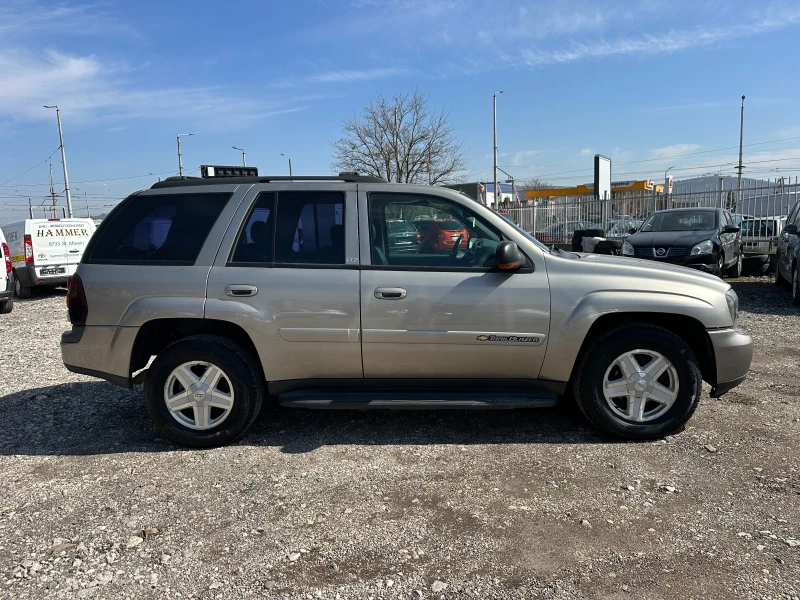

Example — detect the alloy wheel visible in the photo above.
[602,349,680,422]
[163,361,235,430]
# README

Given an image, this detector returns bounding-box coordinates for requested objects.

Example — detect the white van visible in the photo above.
[1,218,96,299]
[0,228,13,313]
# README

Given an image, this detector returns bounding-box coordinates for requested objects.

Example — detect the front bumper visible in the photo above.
[633,251,718,272]
[707,327,753,397]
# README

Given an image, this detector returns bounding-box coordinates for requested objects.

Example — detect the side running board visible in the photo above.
[278,390,557,409]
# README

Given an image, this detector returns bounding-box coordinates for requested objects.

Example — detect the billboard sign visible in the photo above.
[594,154,612,200]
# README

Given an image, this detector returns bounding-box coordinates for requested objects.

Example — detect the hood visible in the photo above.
[627,229,715,247]
[577,252,729,290]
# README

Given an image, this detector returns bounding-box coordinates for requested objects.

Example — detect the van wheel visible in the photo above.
[573,324,702,440]
[13,274,31,299]
[0,296,12,314]
[145,335,264,448]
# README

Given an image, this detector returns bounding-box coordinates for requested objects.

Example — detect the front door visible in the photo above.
[359,188,550,380]
[205,183,363,383]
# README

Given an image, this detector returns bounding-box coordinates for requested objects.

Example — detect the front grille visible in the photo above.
[635,247,687,259]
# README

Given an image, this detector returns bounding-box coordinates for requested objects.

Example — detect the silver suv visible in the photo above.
[61,173,753,447]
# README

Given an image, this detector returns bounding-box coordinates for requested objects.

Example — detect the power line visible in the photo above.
[0,148,61,187]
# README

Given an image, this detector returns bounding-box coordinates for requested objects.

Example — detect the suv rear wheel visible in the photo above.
[145,335,264,448]
[573,324,702,439]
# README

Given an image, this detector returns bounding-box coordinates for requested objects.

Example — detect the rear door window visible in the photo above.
[87,193,231,264]
[273,191,345,265]
[230,193,275,264]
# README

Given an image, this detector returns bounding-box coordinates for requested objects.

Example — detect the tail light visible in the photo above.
[66,273,88,325]
[2,243,10,274]
[438,231,445,241]
[24,235,33,264]
[416,232,421,243]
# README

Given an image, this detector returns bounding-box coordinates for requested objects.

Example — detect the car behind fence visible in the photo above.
[506,178,800,247]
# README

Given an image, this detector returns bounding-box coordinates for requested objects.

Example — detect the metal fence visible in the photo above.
[506,177,800,246]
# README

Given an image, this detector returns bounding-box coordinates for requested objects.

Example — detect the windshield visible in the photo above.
[740,219,779,237]
[387,221,415,233]
[502,219,552,252]
[640,211,717,232]
[436,220,464,231]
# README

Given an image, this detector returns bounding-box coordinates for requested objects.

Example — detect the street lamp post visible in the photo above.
[177,133,194,176]
[664,166,676,210]
[281,153,293,177]
[492,91,504,209]
[43,105,73,217]
[736,95,746,205]
[232,146,246,167]
[497,166,515,208]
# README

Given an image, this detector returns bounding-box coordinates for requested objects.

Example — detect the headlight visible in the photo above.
[725,289,739,326]
[690,240,714,255]
[622,241,634,256]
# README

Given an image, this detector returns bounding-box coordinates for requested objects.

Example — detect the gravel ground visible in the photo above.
[0,277,798,600]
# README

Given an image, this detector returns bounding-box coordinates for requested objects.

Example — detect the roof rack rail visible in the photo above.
[151,172,387,189]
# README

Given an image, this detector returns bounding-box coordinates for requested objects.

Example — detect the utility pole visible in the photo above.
[44,105,73,217]
[177,133,194,176]
[281,153,292,177]
[492,91,504,209]
[28,198,33,219]
[736,95,745,203]
[48,161,57,218]
[498,167,515,207]
[85,191,90,217]
[232,146,246,167]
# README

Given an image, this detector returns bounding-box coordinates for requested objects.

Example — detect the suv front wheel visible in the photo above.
[145,335,264,448]
[573,324,702,439]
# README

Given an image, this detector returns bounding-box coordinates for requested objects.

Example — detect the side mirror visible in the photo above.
[628,228,637,235]
[723,224,740,234]
[496,241,523,271]
[784,223,799,235]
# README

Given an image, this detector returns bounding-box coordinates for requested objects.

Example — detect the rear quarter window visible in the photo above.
[86,193,231,264]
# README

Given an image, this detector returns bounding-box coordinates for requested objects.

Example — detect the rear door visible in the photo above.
[30,219,96,279]
[205,183,363,384]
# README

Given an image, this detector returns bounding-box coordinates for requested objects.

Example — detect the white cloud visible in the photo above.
[579,148,592,156]
[0,0,137,39]
[652,144,701,159]
[0,50,309,127]
[510,150,542,166]
[275,67,411,87]
[502,4,800,68]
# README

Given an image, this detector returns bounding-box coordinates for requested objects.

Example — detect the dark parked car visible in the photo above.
[623,208,742,278]
[775,201,800,304]
[386,219,420,254]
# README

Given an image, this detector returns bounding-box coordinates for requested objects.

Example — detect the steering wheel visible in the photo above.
[447,235,464,265]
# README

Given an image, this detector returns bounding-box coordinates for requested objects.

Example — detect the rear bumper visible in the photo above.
[61,324,139,389]
[707,327,753,397]
[15,265,69,288]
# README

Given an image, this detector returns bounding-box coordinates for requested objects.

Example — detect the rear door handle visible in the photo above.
[374,287,407,300]
[225,284,258,297]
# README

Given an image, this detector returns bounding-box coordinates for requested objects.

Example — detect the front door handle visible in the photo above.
[374,287,407,300]
[225,284,258,297]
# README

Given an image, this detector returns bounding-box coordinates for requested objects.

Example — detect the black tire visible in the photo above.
[714,251,724,278]
[13,273,31,299]
[793,266,800,307]
[776,261,790,286]
[768,254,778,273]
[0,298,12,314]
[573,324,702,440]
[725,251,743,278]
[144,335,264,448]
[755,263,770,276]
[747,254,770,265]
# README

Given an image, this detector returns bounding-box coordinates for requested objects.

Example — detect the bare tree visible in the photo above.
[520,177,554,191]
[331,90,466,185]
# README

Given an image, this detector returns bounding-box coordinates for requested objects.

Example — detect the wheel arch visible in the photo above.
[130,318,265,383]
[569,312,716,387]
